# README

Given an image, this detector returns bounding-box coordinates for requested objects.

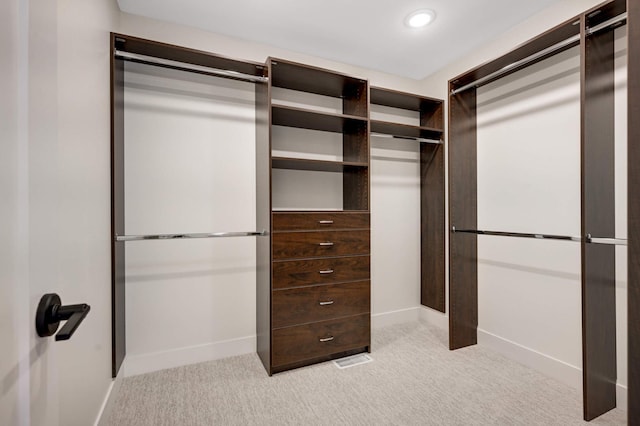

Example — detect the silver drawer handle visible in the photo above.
[319,301,334,306]
[318,220,334,224]
[319,269,334,274]
[318,242,334,247]
[319,336,334,342]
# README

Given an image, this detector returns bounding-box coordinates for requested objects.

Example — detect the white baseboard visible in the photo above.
[95,372,124,426]
[478,328,627,412]
[372,307,420,328]
[123,335,256,377]
[418,306,449,330]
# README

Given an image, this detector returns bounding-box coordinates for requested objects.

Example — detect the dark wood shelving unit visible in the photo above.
[272,157,368,172]
[256,58,371,376]
[369,86,445,313]
[272,104,367,134]
[448,0,627,421]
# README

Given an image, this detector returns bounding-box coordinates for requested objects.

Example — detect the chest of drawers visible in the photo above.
[269,211,371,373]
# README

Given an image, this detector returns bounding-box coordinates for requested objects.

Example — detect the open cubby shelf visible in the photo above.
[272,104,367,134]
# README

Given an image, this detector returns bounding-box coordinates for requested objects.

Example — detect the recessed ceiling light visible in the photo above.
[404,9,436,29]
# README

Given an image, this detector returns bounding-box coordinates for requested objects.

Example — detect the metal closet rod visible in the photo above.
[116,230,268,242]
[114,50,269,84]
[370,133,442,144]
[450,12,627,96]
[451,227,627,246]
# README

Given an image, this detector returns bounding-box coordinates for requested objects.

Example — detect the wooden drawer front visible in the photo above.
[273,212,369,231]
[273,256,370,289]
[272,314,370,367]
[272,230,369,260]
[272,281,370,328]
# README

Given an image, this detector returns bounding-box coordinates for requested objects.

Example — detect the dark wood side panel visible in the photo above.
[421,143,445,312]
[110,34,126,378]
[273,255,370,289]
[581,21,617,421]
[343,167,370,211]
[448,86,478,350]
[255,64,272,375]
[628,0,640,422]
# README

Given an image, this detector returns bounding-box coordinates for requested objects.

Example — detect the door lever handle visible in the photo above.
[36,293,91,341]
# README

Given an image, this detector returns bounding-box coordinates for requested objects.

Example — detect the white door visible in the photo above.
[1,0,61,424]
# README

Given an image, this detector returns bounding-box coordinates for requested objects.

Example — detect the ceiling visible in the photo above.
[117,0,565,80]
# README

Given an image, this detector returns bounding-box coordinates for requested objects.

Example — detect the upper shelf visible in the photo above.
[272,104,368,133]
[370,86,442,112]
[370,120,442,141]
[269,58,367,99]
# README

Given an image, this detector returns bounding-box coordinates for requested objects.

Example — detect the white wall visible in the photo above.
[421,0,628,408]
[123,62,259,373]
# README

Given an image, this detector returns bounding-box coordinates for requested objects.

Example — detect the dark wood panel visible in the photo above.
[270,58,367,107]
[271,157,367,173]
[273,256,370,289]
[272,104,367,134]
[370,120,442,140]
[370,86,442,111]
[272,281,370,328]
[421,143,445,312]
[343,167,370,211]
[343,80,369,118]
[255,63,272,375]
[581,22,617,421]
[272,230,370,260]
[273,212,370,231]
[110,34,126,378]
[272,314,370,367]
[629,0,640,423]
[343,119,369,163]
[112,33,266,78]
[448,85,478,350]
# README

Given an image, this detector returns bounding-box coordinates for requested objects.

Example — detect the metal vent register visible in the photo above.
[333,354,373,369]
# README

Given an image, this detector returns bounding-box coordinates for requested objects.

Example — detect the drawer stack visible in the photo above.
[270,211,371,372]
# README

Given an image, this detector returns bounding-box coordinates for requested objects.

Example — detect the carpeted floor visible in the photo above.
[106,322,626,425]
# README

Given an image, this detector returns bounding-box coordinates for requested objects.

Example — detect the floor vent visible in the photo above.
[333,354,373,369]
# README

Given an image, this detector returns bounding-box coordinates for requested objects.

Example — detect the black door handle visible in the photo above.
[36,293,91,341]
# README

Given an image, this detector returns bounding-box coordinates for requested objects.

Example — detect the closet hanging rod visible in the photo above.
[587,236,628,246]
[370,133,442,144]
[451,227,628,246]
[115,230,267,242]
[114,50,269,84]
[450,12,627,96]
[451,227,582,242]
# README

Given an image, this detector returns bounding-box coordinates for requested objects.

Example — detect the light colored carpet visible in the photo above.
[106,322,627,425]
